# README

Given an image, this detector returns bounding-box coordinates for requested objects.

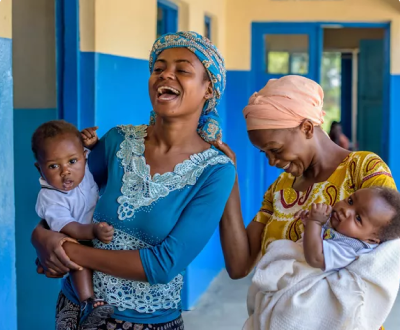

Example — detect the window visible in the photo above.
[265,34,309,75]
[157,0,178,39]
[204,16,211,40]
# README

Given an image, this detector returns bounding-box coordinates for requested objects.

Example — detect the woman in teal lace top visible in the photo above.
[31,32,236,330]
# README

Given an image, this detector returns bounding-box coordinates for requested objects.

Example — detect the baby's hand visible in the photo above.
[308,203,332,225]
[81,126,99,149]
[295,210,310,226]
[93,222,114,244]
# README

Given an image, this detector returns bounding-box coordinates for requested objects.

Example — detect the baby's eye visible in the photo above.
[69,159,78,165]
[348,197,353,205]
[48,164,59,169]
[356,214,362,223]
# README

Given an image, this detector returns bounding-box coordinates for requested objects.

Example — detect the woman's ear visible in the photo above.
[205,84,213,100]
[300,119,315,139]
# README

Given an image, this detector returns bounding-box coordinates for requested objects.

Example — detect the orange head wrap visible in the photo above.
[243,75,325,131]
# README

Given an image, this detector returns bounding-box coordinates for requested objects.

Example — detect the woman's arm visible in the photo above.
[31,220,82,275]
[63,243,147,281]
[32,219,147,280]
[41,164,236,284]
[213,141,265,279]
[220,177,265,279]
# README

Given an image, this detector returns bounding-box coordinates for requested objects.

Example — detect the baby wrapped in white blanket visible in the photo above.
[244,188,400,330]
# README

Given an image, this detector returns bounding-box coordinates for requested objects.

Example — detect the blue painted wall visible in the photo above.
[14,109,58,330]
[225,71,254,223]
[93,53,152,135]
[388,74,400,183]
[0,36,17,330]
[225,70,279,225]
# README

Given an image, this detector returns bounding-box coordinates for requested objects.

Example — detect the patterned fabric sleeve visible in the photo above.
[355,152,397,190]
[253,178,280,225]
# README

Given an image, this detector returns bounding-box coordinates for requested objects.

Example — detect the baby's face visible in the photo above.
[35,133,86,192]
[331,188,394,244]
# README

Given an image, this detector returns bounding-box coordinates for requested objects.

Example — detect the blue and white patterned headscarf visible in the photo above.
[149,31,226,142]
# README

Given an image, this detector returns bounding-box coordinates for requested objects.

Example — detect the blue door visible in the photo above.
[357,39,384,157]
[251,23,323,194]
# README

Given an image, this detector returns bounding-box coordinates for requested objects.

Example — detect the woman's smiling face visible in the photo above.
[148,48,212,121]
[248,122,316,177]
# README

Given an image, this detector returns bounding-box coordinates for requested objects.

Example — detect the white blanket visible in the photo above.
[244,239,400,330]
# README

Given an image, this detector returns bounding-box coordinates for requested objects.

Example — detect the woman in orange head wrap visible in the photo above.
[215,75,395,330]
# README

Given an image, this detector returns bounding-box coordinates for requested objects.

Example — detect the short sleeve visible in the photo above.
[355,152,396,190]
[140,163,236,285]
[36,194,76,232]
[253,184,275,224]
[322,240,358,271]
[88,128,112,189]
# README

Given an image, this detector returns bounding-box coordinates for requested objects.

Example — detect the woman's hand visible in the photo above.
[31,223,82,277]
[35,258,64,278]
[212,140,237,167]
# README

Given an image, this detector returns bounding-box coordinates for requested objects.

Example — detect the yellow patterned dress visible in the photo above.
[253,151,395,330]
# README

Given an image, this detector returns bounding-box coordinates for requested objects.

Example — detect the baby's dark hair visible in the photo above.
[372,187,400,242]
[31,120,83,160]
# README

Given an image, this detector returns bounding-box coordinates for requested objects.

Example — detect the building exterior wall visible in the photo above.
[4,0,400,328]
[225,0,400,72]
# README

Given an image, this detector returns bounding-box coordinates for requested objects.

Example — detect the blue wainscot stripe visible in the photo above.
[224,70,279,224]
[0,36,17,330]
[14,109,58,330]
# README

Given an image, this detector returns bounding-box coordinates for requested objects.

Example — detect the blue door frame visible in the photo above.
[56,0,80,124]
[251,21,391,194]
[251,22,324,196]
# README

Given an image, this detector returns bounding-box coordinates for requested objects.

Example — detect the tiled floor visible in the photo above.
[183,270,400,329]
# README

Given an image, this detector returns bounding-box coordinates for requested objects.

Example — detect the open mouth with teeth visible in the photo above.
[157,86,181,101]
[62,179,74,191]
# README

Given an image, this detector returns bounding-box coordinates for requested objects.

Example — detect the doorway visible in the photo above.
[322,27,386,156]
[252,22,390,192]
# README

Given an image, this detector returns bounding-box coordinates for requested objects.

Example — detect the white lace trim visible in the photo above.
[116,124,231,220]
[93,229,184,313]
